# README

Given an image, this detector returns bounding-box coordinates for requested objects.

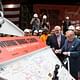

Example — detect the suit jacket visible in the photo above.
[63,20,71,34]
[46,34,65,49]
[46,34,65,62]
[62,38,80,79]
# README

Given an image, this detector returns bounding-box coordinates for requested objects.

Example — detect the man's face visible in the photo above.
[66,31,75,41]
[54,28,61,36]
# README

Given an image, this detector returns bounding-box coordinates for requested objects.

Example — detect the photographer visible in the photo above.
[30,13,40,35]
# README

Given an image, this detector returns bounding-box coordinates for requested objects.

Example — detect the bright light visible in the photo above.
[7,4,15,8]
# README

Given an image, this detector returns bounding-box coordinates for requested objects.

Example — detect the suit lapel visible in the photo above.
[64,40,68,51]
[69,38,76,51]
[60,35,63,48]
[65,38,76,51]
[54,35,59,48]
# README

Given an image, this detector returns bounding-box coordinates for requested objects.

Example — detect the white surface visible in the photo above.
[0,47,75,80]
[0,17,24,36]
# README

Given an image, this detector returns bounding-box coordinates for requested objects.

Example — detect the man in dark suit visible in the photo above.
[30,13,40,35]
[61,30,80,79]
[46,25,65,62]
[62,16,71,34]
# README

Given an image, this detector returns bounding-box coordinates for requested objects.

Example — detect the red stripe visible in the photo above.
[4,8,20,11]
[4,14,20,18]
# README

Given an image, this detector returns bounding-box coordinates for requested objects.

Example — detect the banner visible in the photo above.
[0,46,75,80]
[0,36,46,64]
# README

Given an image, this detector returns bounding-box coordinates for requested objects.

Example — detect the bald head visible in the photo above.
[54,26,61,30]
[66,30,74,34]
[54,26,61,36]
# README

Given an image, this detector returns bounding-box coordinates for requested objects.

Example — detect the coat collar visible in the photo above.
[65,38,77,51]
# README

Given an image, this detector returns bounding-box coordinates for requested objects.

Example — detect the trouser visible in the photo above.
[32,26,39,35]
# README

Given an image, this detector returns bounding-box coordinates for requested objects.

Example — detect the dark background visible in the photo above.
[22,0,80,4]
[2,0,80,5]
[2,0,80,30]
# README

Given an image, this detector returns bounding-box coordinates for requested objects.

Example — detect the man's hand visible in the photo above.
[63,52,70,56]
[55,49,61,54]
[52,48,55,52]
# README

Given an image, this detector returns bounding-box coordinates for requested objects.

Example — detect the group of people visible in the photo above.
[30,13,50,35]
[46,25,80,79]
[24,24,80,79]
[24,14,80,79]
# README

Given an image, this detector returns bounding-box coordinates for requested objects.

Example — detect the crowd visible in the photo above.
[24,13,80,79]
[0,12,79,79]
[0,11,79,79]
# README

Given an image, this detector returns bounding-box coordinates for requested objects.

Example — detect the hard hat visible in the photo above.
[66,16,69,19]
[68,25,75,31]
[76,26,80,30]
[34,30,38,33]
[24,29,30,33]
[33,13,38,18]
[39,30,43,32]
[43,15,47,19]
